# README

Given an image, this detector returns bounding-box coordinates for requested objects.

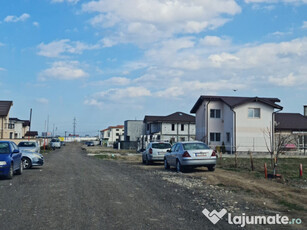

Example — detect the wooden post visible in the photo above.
[299,164,303,178]
[264,163,268,179]
[249,151,254,171]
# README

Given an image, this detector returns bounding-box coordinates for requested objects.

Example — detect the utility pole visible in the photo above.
[73,117,76,136]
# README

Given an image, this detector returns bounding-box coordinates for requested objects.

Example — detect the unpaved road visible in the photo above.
[0,143,235,230]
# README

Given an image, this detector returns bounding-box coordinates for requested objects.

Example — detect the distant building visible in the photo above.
[0,101,13,139]
[275,108,307,151]
[124,120,144,142]
[100,125,124,147]
[139,112,195,150]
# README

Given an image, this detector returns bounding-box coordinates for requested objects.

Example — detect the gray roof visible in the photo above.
[0,101,13,116]
[144,112,195,124]
[191,95,282,113]
[275,113,307,132]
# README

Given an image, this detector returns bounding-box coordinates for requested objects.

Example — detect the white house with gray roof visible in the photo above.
[190,96,283,153]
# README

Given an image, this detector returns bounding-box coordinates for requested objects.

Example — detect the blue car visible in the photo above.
[0,141,23,179]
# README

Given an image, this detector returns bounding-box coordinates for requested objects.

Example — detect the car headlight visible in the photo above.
[33,154,42,158]
[0,161,7,166]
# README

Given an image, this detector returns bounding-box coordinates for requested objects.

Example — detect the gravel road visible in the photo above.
[0,143,235,230]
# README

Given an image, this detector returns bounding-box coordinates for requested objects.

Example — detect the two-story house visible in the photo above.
[141,112,195,148]
[0,101,13,139]
[8,118,30,139]
[190,95,283,153]
[100,125,124,147]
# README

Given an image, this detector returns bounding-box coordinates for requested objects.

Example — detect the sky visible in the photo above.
[0,0,306,136]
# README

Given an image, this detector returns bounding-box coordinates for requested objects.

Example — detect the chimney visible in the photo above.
[304,105,307,117]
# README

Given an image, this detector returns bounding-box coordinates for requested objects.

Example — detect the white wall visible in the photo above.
[235,102,273,152]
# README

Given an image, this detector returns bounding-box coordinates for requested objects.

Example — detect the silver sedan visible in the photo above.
[164,141,217,172]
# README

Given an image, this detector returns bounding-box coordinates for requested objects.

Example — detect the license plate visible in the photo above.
[195,153,207,157]
[158,152,165,155]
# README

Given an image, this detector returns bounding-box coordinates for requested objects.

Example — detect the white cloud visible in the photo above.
[39,61,88,81]
[0,42,4,47]
[199,36,231,47]
[82,0,241,45]
[36,98,49,104]
[37,39,100,58]
[51,0,79,4]
[0,67,6,71]
[245,0,307,3]
[268,73,297,86]
[33,22,39,27]
[4,13,30,23]
[302,21,307,29]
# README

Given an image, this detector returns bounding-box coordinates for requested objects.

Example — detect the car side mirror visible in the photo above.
[13,149,20,154]
[167,149,171,153]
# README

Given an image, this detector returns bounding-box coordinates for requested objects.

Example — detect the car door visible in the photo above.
[169,144,177,166]
[10,143,20,170]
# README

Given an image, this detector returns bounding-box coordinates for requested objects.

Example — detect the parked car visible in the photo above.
[84,141,95,147]
[142,142,172,165]
[21,151,44,169]
[0,141,23,179]
[50,138,61,149]
[164,141,217,172]
[18,141,40,153]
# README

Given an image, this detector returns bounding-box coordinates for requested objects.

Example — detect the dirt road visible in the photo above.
[0,143,235,230]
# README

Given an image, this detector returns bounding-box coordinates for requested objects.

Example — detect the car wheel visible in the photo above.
[208,165,215,172]
[22,157,32,169]
[7,164,13,179]
[176,160,184,173]
[16,161,23,175]
[142,155,146,164]
[164,158,170,170]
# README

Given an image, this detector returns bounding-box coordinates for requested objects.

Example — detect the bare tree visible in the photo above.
[263,127,298,176]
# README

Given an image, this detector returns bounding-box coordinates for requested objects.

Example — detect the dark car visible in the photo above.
[0,141,23,179]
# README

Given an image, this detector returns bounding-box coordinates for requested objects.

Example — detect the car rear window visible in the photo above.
[18,142,36,147]
[152,143,171,149]
[0,143,10,154]
[183,143,210,150]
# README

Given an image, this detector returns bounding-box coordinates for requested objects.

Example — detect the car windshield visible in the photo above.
[0,143,10,154]
[183,143,210,150]
[18,142,36,147]
[152,143,171,149]
[52,139,60,142]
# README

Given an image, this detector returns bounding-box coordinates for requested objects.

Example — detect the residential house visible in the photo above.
[275,106,307,152]
[100,125,124,147]
[0,101,13,139]
[190,95,283,153]
[140,112,195,150]
[8,118,30,139]
[124,120,144,142]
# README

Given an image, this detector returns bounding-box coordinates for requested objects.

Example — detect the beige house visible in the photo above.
[8,118,30,139]
[0,101,13,139]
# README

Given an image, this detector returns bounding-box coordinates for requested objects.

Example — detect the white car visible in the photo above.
[50,138,61,149]
[164,141,217,172]
[18,141,40,153]
[142,142,172,165]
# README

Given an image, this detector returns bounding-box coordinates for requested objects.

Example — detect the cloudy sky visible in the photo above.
[0,0,306,136]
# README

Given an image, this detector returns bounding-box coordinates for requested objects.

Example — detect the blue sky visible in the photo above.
[0,0,306,136]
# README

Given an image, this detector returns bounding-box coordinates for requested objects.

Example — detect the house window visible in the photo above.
[210,109,221,118]
[147,124,150,131]
[248,108,261,118]
[226,132,230,143]
[8,124,15,129]
[180,137,185,141]
[210,133,221,142]
[171,124,175,131]
[181,124,184,131]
